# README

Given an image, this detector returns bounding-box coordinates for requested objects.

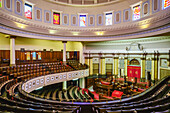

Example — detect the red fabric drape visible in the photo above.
[112,90,123,99]
[127,66,141,78]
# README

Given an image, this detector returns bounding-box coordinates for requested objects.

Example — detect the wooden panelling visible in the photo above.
[0,50,80,66]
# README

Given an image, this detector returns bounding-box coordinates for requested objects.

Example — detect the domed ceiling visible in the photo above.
[47,0,123,6]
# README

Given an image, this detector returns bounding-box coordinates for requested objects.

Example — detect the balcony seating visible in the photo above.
[0,60,169,113]
[0,61,86,113]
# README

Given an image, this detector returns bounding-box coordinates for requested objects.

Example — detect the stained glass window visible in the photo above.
[32,52,36,60]
[53,12,60,25]
[38,52,41,60]
[0,0,2,7]
[24,3,32,19]
[80,15,86,27]
[133,5,140,20]
[163,0,170,9]
[105,13,112,25]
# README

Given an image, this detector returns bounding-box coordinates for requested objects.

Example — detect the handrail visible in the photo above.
[21,69,89,93]
[18,75,170,105]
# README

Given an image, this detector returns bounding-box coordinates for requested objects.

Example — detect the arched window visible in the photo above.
[16,1,21,13]
[129,59,140,65]
[6,0,11,9]
[98,16,102,25]
[46,12,50,22]
[90,16,93,25]
[144,3,148,15]
[73,16,76,25]
[154,0,158,11]
[64,15,67,24]
[125,10,129,21]
[116,13,120,22]
[36,10,40,19]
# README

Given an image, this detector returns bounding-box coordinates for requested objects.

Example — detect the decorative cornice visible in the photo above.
[0,24,170,41]
[0,7,170,33]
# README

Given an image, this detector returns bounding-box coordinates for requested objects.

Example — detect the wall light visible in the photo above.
[72,32,79,36]
[49,30,57,34]
[96,31,104,35]
[14,22,27,29]
[140,24,150,29]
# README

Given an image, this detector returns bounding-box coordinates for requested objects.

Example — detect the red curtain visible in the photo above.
[127,66,141,78]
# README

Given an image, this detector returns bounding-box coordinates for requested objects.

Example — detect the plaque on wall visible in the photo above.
[160,58,168,67]
[26,52,30,60]
[38,52,41,60]
[32,52,36,60]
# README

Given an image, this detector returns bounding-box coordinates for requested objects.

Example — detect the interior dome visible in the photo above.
[47,0,123,6]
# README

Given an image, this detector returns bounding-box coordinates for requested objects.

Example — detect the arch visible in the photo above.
[154,0,158,11]
[129,59,140,65]
[64,15,67,24]
[16,1,21,13]
[6,0,10,9]
[73,16,76,25]
[144,3,148,15]
[98,16,102,25]
[46,12,50,22]
[36,9,40,19]
[125,10,129,21]
[116,13,120,22]
[90,16,93,25]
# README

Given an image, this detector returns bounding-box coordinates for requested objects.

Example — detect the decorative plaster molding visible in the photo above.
[0,24,170,41]
[0,7,170,33]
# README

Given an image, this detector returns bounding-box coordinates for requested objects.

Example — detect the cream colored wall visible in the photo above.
[15,37,63,51]
[0,34,82,52]
[0,33,10,50]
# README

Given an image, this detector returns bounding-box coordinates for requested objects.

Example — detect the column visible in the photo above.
[63,81,67,90]
[114,57,119,76]
[141,57,146,79]
[85,57,89,65]
[62,41,67,90]
[89,57,93,75]
[62,41,67,65]
[154,58,158,81]
[151,58,155,81]
[85,57,93,75]
[152,57,159,81]
[100,57,106,75]
[124,57,128,76]
[10,36,16,66]
[80,43,85,64]
[79,78,85,88]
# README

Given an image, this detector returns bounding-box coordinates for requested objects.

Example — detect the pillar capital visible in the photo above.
[10,35,17,39]
[62,41,67,43]
[114,57,119,59]
[124,57,128,59]
[151,58,156,60]
[141,57,146,60]
[100,57,105,59]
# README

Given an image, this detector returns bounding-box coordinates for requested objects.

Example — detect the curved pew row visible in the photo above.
[94,76,170,113]
[17,75,170,113]
[0,75,81,113]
